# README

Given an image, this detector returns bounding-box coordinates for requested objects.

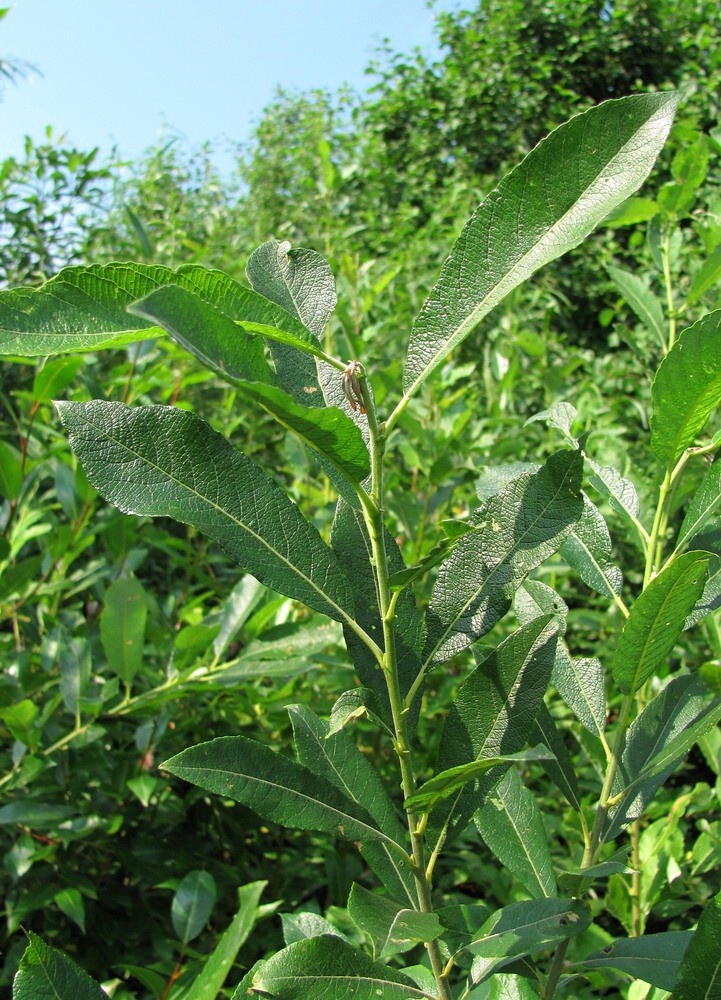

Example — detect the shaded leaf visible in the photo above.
[673,889,721,998]
[580,931,692,992]
[424,450,582,664]
[677,455,721,553]
[529,704,582,811]
[56,400,356,624]
[402,93,679,404]
[560,495,622,598]
[475,768,556,898]
[246,935,433,998]
[348,883,442,959]
[607,265,666,349]
[171,870,217,944]
[100,575,147,683]
[428,617,559,850]
[604,674,721,840]
[161,736,401,848]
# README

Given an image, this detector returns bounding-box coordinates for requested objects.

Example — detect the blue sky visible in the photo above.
[1,0,455,170]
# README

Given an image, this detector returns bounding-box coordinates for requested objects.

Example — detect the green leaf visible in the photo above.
[246,239,336,404]
[58,631,91,714]
[56,400,356,624]
[328,688,394,739]
[552,649,607,738]
[424,450,582,664]
[245,935,433,998]
[186,881,266,1000]
[161,735,402,848]
[402,92,679,404]
[53,887,86,933]
[428,617,559,849]
[213,620,341,682]
[529,704,582,812]
[12,931,107,1000]
[673,889,721,998]
[129,284,369,485]
[466,898,590,971]
[580,931,692,992]
[604,674,721,841]
[348,883,443,959]
[232,380,370,485]
[602,196,659,227]
[0,263,271,380]
[560,495,622,598]
[677,456,721,553]
[212,575,265,659]
[606,265,666,350]
[127,282,277,385]
[289,704,404,841]
[468,973,542,999]
[246,239,337,338]
[32,356,85,403]
[100,575,147,683]
[475,768,557,899]
[611,551,710,696]
[651,310,721,468]
[288,704,416,906]
[586,458,641,524]
[171,870,217,944]
[687,242,721,305]
[281,911,348,945]
[406,747,552,815]
[0,440,23,500]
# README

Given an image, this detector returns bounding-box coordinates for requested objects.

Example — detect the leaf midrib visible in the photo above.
[77,407,356,629]
[403,111,662,405]
[426,463,576,664]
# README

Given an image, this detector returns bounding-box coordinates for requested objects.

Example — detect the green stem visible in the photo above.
[358,373,453,1000]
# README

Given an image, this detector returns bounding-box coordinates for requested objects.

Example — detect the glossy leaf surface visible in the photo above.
[246,935,433,998]
[611,551,710,696]
[0,262,276,378]
[651,310,721,468]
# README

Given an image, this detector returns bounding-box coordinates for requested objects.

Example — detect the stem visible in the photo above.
[358,374,453,1000]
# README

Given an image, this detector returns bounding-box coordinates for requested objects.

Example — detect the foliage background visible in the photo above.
[1,0,721,996]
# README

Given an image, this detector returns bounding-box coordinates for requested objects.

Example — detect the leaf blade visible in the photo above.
[402,92,679,403]
[56,400,356,624]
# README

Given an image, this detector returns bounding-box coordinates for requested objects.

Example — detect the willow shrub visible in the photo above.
[5,92,721,999]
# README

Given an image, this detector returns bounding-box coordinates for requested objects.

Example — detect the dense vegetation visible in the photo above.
[2,2,721,998]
